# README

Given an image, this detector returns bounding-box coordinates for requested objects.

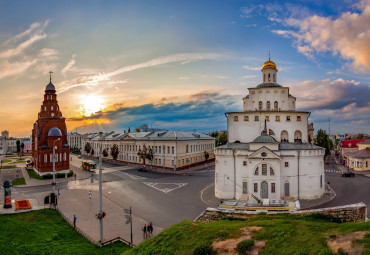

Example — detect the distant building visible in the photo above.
[81,130,215,170]
[23,140,32,154]
[338,139,368,164]
[67,132,85,152]
[134,124,165,132]
[345,148,370,171]
[0,138,17,154]
[31,75,70,175]
[215,58,325,201]
[1,130,9,139]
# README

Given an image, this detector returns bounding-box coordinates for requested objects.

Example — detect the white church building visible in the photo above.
[215,58,325,201]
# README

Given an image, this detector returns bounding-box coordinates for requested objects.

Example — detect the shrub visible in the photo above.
[235,239,254,254]
[337,248,348,255]
[193,243,213,255]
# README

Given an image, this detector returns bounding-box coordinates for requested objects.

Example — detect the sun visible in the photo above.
[79,95,106,116]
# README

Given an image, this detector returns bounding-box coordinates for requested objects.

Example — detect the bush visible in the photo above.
[26,168,74,180]
[11,178,26,185]
[337,248,348,255]
[235,239,254,254]
[193,244,213,255]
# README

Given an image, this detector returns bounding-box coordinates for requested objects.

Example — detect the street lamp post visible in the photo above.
[98,141,103,243]
[52,138,60,193]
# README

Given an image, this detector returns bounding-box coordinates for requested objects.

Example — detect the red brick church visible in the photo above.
[32,73,70,175]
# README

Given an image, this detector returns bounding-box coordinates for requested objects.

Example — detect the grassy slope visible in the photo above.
[124,214,370,255]
[11,177,26,185]
[0,209,130,255]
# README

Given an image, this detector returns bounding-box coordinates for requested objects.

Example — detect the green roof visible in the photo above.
[256,83,282,88]
[252,134,278,144]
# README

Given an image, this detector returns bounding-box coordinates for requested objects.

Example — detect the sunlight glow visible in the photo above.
[79,95,106,116]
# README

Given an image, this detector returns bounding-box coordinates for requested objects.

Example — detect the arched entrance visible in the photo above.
[261,181,268,198]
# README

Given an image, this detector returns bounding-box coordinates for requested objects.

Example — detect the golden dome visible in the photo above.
[262,59,277,69]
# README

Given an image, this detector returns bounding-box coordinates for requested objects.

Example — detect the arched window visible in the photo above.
[281,130,289,142]
[269,129,275,135]
[294,130,302,143]
[51,106,53,110]
[262,164,267,175]
[270,167,275,176]
[268,73,271,81]
[273,74,276,82]
[64,152,66,161]
[259,101,263,110]
[284,181,290,196]
[44,154,47,163]
[50,154,52,162]
[254,167,259,175]
[266,101,271,110]
[263,74,266,82]
[274,101,278,110]
[320,175,322,188]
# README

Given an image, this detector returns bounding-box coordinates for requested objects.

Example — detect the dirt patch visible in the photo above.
[327,231,367,255]
[212,226,266,255]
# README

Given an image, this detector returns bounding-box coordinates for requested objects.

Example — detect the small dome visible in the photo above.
[256,83,282,88]
[48,127,62,137]
[262,59,277,69]
[252,134,278,144]
[45,82,55,91]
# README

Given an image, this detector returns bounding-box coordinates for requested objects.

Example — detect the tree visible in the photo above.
[102,149,108,157]
[146,147,154,166]
[16,140,21,153]
[356,133,365,139]
[128,127,131,133]
[91,149,95,157]
[204,151,209,162]
[314,129,333,157]
[217,131,228,146]
[111,144,119,160]
[20,142,24,156]
[137,145,148,167]
[84,143,91,155]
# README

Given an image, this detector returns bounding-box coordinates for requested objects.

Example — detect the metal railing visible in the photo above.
[100,236,135,247]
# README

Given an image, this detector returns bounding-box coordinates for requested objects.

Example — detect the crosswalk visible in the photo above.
[325,170,344,173]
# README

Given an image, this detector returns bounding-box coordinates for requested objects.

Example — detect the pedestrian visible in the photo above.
[89,190,92,199]
[142,224,147,239]
[58,189,61,196]
[73,214,77,228]
[148,222,153,237]
[74,173,77,180]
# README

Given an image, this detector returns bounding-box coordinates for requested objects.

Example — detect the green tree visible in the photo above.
[102,149,108,157]
[110,144,119,160]
[84,143,91,155]
[91,149,95,157]
[217,131,228,146]
[209,131,219,139]
[314,129,333,157]
[137,145,148,167]
[20,142,24,155]
[16,140,21,153]
[356,133,365,139]
[145,147,154,163]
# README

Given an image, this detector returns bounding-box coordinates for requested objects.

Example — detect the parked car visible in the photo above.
[137,167,147,172]
[342,171,355,177]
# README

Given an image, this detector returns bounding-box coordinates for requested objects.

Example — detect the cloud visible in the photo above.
[243,65,260,71]
[0,20,52,80]
[271,0,370,72]
[240,5,264,18]
[67,91,240,132]
[290,78,370,130]
[242,75,257,79]
[57,53,226,93]
[214,75,229,79]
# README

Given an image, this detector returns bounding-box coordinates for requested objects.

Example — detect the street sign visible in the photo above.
[124,209,131,214]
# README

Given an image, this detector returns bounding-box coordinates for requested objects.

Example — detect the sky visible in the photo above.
[0,0,369,137]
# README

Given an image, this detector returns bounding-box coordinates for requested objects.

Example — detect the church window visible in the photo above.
[266,101,271,110]
[285,162,289,167]
[51,113,54,117]
[262,164,267,175]
[50,154,52,162]
[274,101,278,110]
[44,154,47,163]
[268,73,271,81]
[320,175,322,188]
[254,167,259,175]
[51,106,53,110]
[259,101,263,110]
[243,161,247,166]
[64,152,66,161]
[263,74,265,82]
[275,116,280,122]
[56,154,58,162]
[60,153,62,161]
[270,167,275,176]
[273,74,276,82]
[244,116,249,121]
[254,183,258,193]
[297,116,301,122]
[286,116,291,121]
[271,183,276,193]
[234,116,238,121]
[255,116,259,121]
[44,106,47,111]
[243,182,248,194]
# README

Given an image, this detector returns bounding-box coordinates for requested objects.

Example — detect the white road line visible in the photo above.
[143,182,188,193]
[122,172,147,180]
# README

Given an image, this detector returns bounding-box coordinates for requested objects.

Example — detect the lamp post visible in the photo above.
[52,138,60,193]
[98,141,103,243]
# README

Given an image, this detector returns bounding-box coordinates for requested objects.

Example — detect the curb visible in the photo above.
[301,185,337,210]
[14,174,92,189]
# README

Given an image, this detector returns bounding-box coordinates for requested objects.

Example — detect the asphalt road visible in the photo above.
[322,154,370,217]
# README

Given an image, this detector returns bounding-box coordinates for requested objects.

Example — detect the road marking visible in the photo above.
[122,173,147,180]
[200,183,216,208]
[143,182,187,193]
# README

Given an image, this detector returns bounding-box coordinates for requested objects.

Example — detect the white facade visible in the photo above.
[215,59,325,201]
[67,133,84,152]
[82,131,216,170]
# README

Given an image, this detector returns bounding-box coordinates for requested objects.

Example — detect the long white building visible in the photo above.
[215,58,325,201]
[82,130,216,170]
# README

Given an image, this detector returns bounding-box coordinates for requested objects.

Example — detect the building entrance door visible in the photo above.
[261,181,268,198]
[284,182,290,197]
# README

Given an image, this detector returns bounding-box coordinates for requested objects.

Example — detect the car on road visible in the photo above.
[342,171,355,177]
[82,160,97,172]
[137,167,147,172]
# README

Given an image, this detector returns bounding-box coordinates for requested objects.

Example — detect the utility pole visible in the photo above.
[124,207,133,246]
[99,141,103,243]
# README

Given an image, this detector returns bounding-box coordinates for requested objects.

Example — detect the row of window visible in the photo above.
[242,182,276,194]
[258,101,279,110]
[234,115,301,122]
[43,152,67,163]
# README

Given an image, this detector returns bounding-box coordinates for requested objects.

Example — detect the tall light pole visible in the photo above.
[98,141,103,243]
[52,138,60,193]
